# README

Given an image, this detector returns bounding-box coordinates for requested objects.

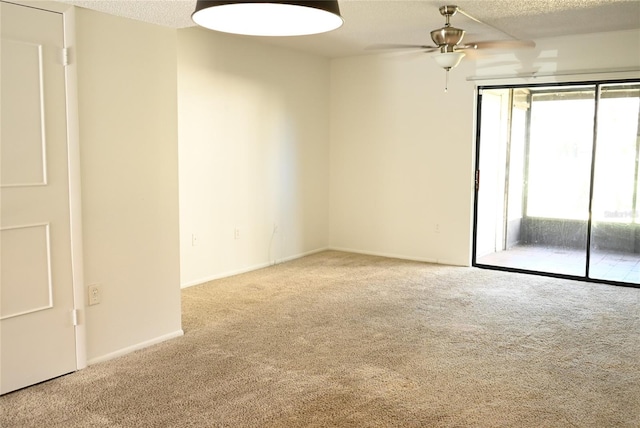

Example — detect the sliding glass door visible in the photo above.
[589,83,640,283]
[474,81,640,287]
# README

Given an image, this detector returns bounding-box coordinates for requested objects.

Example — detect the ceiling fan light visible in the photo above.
[192,0,344,36]
[432,51,465,70]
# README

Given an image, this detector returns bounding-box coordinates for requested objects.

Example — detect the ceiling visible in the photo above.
[57,0,640,58]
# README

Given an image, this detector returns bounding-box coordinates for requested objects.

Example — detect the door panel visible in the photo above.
[475,86,595,277]
[1,38,48,186]
[520,89,594,276]
[1,225,53,318]
[1,1,77,394]
[589,83,640,283]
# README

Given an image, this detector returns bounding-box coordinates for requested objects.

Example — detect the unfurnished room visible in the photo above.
[1,0,639,426]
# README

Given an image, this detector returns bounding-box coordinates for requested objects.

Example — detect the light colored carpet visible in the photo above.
[2,250,639,427]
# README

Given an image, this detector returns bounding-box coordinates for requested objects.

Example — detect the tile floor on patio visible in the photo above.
[476,245,640,284]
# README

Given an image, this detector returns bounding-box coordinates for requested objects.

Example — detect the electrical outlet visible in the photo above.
[88,284,101,306]
[234,228,240,240]
[435,223,441,234]
[192,233,199,246]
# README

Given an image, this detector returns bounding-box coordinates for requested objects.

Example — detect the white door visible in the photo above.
[1,1,78,394]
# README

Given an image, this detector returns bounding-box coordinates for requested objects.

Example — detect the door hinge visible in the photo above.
[61,47,70,66]
[71,309,79,326]
[475,169,480,191]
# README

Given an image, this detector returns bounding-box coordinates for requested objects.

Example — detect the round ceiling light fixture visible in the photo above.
[432,51,465,70]
[192,0,344,37]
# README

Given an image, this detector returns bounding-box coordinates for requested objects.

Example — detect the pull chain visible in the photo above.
[444,68,449,93]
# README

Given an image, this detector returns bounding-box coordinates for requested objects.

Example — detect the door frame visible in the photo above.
[5,0,86,370]
[471,79,640,290]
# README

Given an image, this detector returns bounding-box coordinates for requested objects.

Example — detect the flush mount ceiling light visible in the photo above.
[192,0,344,36]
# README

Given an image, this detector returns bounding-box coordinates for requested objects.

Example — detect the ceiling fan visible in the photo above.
[373,5,535,90]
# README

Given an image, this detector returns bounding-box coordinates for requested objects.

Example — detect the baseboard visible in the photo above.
[278,247,330,263]
[328,246,469,267]
[87,329,184,366]
[180,247,330,289]
[180,246,468,290]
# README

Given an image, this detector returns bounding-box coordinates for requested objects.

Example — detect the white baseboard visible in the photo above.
[327,246,469,267]
[87,329,184,366]
[180,246,468,290]
[180,247,330,289]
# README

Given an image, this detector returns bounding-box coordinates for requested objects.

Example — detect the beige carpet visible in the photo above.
[2,250,639,427]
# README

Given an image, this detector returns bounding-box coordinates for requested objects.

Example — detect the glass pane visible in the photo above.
[589,83,640,283]
[526,90,595,220]
[477,86,594,277]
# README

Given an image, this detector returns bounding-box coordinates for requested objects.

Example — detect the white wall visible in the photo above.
[178,28,331,287]
[329,54,476,266]
[329,29,640,266]
[76,9,182,363]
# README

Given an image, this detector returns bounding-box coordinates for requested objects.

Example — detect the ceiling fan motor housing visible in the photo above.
[430,26,465,52]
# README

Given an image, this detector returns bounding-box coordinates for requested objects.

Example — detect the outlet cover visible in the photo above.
[88,284,101,306]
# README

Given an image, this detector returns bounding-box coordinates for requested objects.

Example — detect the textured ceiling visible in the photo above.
[57,0,640,57]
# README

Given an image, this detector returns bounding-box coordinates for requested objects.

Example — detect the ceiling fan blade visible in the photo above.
[455,7,483,25]
[473,39,536,50]
[456,7,521,41]
[365,43,438,51]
